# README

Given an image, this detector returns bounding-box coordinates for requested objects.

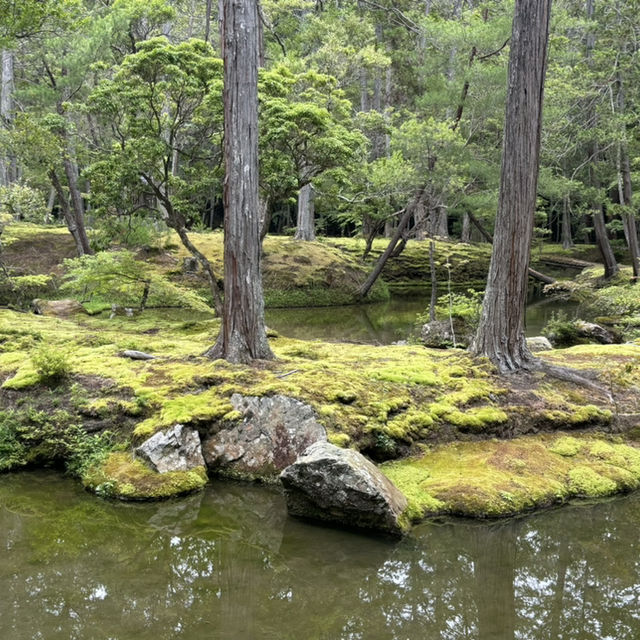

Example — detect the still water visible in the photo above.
[2,471,639,640]
[265,295,579,345]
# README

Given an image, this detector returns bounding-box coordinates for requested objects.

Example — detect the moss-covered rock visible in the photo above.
[83,452,208,500]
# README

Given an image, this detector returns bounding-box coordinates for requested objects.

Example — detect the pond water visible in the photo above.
[265,294,579,345]
[2,471,639,640]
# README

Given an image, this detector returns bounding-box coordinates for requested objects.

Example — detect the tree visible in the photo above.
[471,0,552,373]
[205,0,273,363]
[87,37,224,313]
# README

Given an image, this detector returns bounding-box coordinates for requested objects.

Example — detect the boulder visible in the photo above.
[32,298,85,317]
[421,318,473,349]
[526,336,553,352]
[280,442,409,536]
[136,424,206,474]
[202,394,326,479]
[122,350,157,360]
[574,320,620,345]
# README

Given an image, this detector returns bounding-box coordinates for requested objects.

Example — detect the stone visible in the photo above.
[182,257,199,273]
[135,424,206,474]
[574,320,620,345]
[526,336,553,352]
[32,298,84,317]
[280,442,409,536]
[202,394,326,478]
[122,350,156,360]
[421,318,473,349]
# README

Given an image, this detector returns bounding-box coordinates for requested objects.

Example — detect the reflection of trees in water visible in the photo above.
[4,475,640,639]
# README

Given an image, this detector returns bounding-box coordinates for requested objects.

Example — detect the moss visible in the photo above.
[567,466,618,497]
[382,433,640,521]
[327,432,351,447]
[549,436,582,457]
[83,452,207,500]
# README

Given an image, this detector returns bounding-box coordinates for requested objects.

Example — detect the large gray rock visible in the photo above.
[202,394,327,479]
[526,336,553,352]
[280,442,409,536]
[32,298,85,317]
[136,424,206,474]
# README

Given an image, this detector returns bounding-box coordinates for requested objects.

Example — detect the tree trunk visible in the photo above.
[471,0,552,373]
[434,205,449,238]
[204,0,213,43]
[0,49,16,187]
[585,0,618,280]
[461,212,472,242]
[561,195,573,249]
[206,0,273,363]
[49,169,89,257]
[294,183,316,241]
[618,144,639,282]
[413,196,427,241]
[358,190,424,298]
[62,155,93,255]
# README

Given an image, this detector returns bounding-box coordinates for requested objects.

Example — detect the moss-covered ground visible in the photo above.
[1,303,639,515]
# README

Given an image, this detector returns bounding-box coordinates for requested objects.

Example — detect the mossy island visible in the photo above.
[2,223,640,532]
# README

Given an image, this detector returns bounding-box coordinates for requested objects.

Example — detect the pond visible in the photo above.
[265,294,579,345]
[1,471,638,639]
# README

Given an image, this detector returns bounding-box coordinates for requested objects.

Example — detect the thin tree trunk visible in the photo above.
[358,190,424,298]
[259,194,271,241]
[62,155,92,255]
[461,212,472,242]
[49,169,88,256]
[204,0,213,43]
[294,183,316,241]
[561,195,573,249]
[435,205,449,238]
[0,50,16,187]
[585,0,618,279]
[619,148,639,281]
[472,0,552,372]
[414,196,427,241]
[429,240,437,321]
[45,186,55,224]
[206,0,273,362]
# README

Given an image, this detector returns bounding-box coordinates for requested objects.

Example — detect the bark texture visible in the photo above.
[294,183,316,241]
[206,0,273,363]
[0,49,16,187]
[471,0,552,372]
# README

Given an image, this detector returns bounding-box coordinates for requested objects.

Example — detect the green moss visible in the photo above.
[549,436,582,457]
[83,452,207,500]
[383,433,640,521]
[567,466,618,497]
[327,432,351,447]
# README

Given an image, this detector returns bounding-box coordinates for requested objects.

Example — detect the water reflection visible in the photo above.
[265,296,579,345]
[1,472,639,639]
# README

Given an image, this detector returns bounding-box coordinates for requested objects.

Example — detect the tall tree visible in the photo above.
[205,0,273,363]
[471,0,552,373]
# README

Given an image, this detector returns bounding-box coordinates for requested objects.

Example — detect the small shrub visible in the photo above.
[31,344,71,382]
[542,311,580,347]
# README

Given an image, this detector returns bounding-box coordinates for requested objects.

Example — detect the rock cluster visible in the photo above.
[202,394,327,478]
[136,424,206,473]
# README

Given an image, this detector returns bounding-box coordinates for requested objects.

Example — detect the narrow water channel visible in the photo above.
[2,471,638,639]
[265,295,579,345]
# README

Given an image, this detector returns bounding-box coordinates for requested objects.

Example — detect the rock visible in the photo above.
[32,298,85,317]
[574,320,620,345]
[135,424,206,474]
[526,336,553,352]
[280,442,409,536]
[122,350,157,360]
[202,394,326,479]
[182,257,199,273]
[421,318,473,349]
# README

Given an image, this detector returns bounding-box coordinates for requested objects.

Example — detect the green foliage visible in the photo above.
[31,344,71,383]
[62,251,211,312]
[542,311,581,347]
[0,184,48,223]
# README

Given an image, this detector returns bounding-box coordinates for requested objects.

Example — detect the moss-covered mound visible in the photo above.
[1,304,639,509]
[383,433,640,520]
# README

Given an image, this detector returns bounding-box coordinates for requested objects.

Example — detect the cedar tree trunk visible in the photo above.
[471,0,552,372]
[205,0,273,363]
[294,183,316,241]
